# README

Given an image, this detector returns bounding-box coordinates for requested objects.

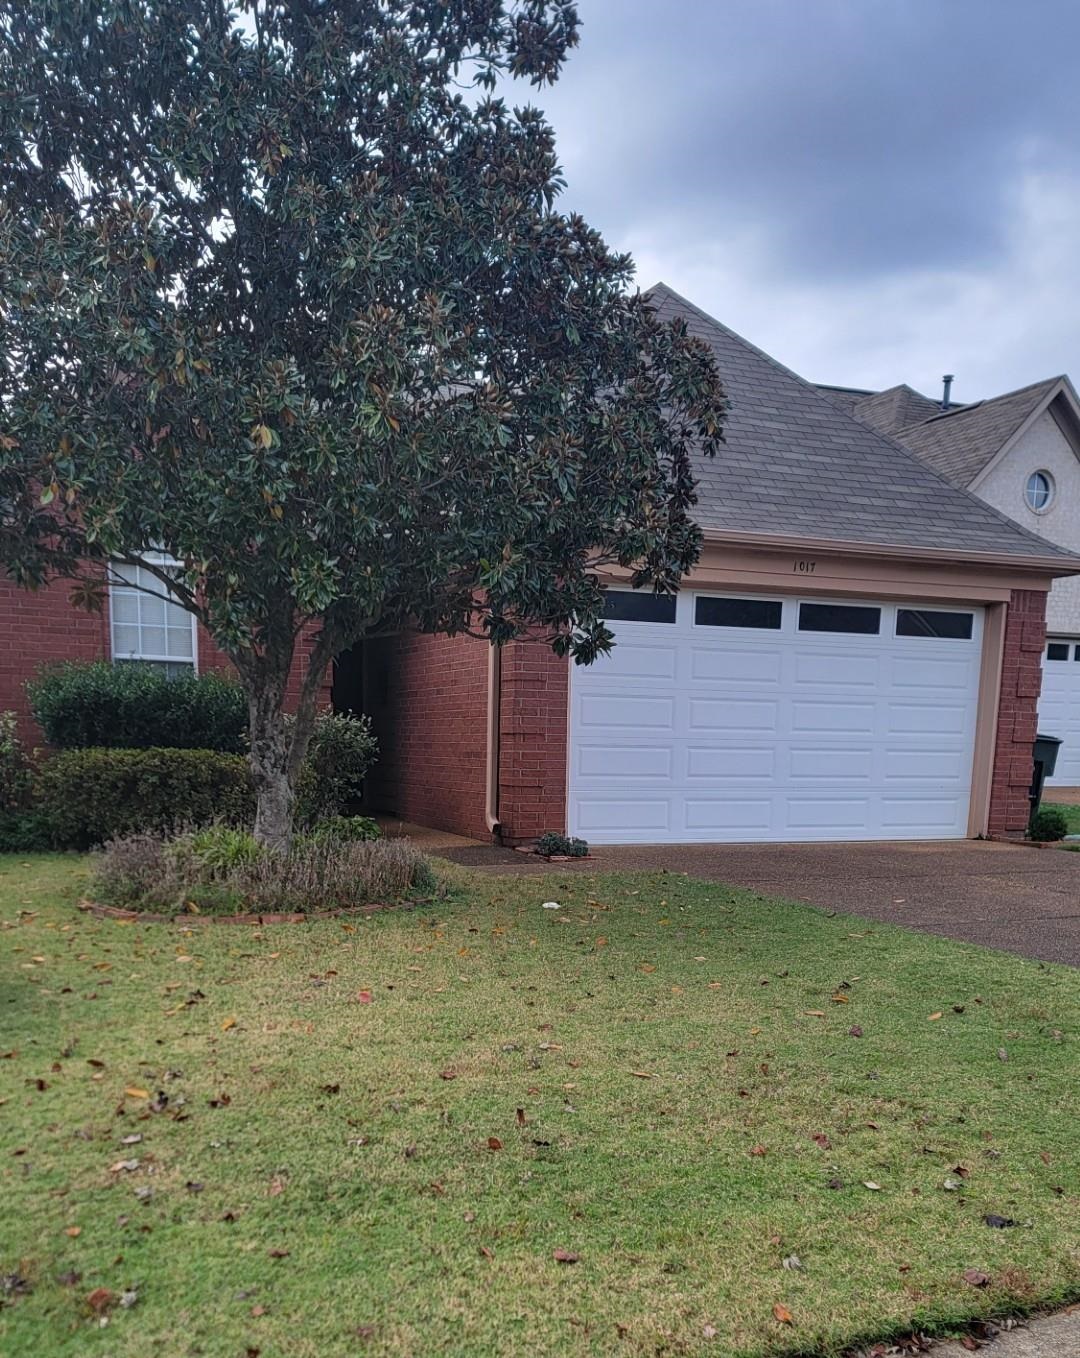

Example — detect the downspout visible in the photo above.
[484,644,502,840]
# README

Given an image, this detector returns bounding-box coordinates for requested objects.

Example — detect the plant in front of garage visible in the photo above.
[535,831,590,860]
[1029,806,1069,843]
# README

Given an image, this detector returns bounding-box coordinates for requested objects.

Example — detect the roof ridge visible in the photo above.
[915,375,1063,427]
[644,282,1074,562]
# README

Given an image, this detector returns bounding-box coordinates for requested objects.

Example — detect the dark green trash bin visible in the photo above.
[1030,733,1063,815]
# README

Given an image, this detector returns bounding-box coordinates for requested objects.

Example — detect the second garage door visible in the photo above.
[568,590,984,844]
[1038,637,1080,786]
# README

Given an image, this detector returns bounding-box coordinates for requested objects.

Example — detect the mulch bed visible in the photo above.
[77,898,421,926]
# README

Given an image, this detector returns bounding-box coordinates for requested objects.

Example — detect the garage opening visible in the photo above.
[568,591,984,844]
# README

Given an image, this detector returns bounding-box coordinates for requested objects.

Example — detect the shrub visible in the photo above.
[1030,806,1069,843]
[187,825,264,874]
[0,809,54,853]
[90,829,433,916]
[37,747,253,849]
[0,711,33,812]
[306,815,381,845]
[293,712,378,825]
[27,662,246,752]
[535,830,589,858]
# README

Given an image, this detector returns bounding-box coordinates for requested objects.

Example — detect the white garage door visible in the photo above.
[568,591,984,844]
[1038,638,1080,786]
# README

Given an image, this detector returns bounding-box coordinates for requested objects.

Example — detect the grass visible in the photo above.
[1,855,1078,1358]
[1043,801,1080,835]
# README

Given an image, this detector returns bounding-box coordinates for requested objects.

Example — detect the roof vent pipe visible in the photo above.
[941,374,954,411]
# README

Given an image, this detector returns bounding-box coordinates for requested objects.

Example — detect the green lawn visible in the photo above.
[1044,801,1080,836]
[1,855,1078,1357]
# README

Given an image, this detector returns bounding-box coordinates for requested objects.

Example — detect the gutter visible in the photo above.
[484,644,502,839]
[699,528,1080,577]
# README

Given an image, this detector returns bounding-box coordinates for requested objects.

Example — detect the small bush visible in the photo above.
[1030,806,1069,843]
[307,815,381,845]
[38,747,253,849]
[293,712,378,825]
[0,711,33,813]
[187,825,264,874]
[0,809,55,853]
[27,662,246,752]
[90,829,433,916]
[535,830,589,858]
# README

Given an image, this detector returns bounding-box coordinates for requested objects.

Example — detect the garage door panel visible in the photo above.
[788,747,873,780]
[689,646,782,684]
[569,593,982,844]
[688,697,779,732]
[1039,640,1080,785]
[790,700,876,734]
[575,799,671,833]
[886,702,970,736]
[684,799,773,832]
[794,652,879,687]
[575,744,673,780]
[686,746,777,779]
[891,655,975,690]
[578,694,674,731]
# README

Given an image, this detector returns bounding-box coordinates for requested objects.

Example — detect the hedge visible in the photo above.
[36,747,253,850]
[27,662,247,752]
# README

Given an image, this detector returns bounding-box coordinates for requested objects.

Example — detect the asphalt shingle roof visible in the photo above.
[882,377,1063,487]
[848,383,944,436]
[648,284,1075,563]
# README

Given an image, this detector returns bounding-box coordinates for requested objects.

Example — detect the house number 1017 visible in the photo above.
[792,560,816,574]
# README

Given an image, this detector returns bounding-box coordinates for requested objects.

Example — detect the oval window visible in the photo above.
[1025,470,1054,512]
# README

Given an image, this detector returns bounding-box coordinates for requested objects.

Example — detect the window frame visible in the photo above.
[1025,470,1055,514]
[1046,642,1070,662]
[108,553,199,673]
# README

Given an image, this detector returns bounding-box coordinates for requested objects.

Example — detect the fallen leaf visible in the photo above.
[64,1226,82,1237]
[984,1213,1016,1229]
[439,1069,457,1081]
[848,1025,863,1037]
[831,992,849,1004]
[782,1254,802,1271]
[86,1287,115,1314]
[804,1010,826,1018]
[773,1303,794,1324]
[963,1269,991,1288]
[749,1144,767,1157]
[357,991,373,1004]
[516,1107,526,1126]
[629,1070,654,1079]
[124,1087,150,1100]
[268,1247,290,1259]
[928,1012,943,1022]
[811,1133,831,1149]
[553,1249,580,1263]
[863,1181,882,1191]
[479,1245,494,1260]
[221,1017,236,1031]
[251,1304,267,1317]
[487,1137,503,1151]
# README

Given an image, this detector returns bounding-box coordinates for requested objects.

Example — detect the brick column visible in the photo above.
[496,637,569,845]
[987,588,1046,838]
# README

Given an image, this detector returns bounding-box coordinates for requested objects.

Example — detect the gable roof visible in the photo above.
[847,383,943,436]
[882,377,1066,487]
[646,284,1078,566]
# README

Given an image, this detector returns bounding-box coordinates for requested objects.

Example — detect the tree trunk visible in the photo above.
[248,676,294,853]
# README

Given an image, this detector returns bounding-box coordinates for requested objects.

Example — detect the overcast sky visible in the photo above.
[522,0,1080,404]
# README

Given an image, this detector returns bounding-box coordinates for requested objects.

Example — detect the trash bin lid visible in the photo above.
[1035,733,1064,746]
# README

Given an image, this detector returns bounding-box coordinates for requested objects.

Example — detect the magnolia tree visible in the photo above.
[0,0,726,849]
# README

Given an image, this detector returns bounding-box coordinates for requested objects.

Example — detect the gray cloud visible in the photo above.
[515,0,1080,398]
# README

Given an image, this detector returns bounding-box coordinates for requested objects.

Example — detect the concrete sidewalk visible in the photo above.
[928,1307,1080,1356]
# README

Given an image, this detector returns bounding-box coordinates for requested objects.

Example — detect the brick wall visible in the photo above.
[362,630,491,840]
[988,588,1047,838]
[0,571,329,748]
[496,635,568,845]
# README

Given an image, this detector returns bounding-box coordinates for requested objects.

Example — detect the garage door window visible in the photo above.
[695,596,782,629]
[1047,643,1070,661]
[798,602,880,634]
[601,590,676,624]
[896,609,974,640]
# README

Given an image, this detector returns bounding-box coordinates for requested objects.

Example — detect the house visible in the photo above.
[4,284,1080,847]
[824,373,1080,786]
[352,285,1080,846]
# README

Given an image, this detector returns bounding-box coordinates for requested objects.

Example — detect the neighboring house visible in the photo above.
[825,374,1080,785]
[4,284,1080,846]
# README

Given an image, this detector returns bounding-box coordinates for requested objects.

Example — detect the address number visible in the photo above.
[792,560,817,574]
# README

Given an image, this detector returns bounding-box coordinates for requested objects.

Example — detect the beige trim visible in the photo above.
[697,527,1080,578]
[484,644,502,837]
[968,602,1007,837]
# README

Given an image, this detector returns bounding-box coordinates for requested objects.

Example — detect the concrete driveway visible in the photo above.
[427,833,1080,967]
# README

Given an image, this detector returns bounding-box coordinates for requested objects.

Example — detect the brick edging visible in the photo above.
[77,898,425,925]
